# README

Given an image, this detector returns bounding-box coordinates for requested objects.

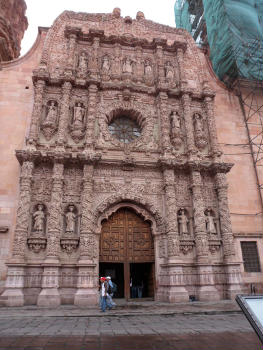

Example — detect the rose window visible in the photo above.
[108,116,141,143]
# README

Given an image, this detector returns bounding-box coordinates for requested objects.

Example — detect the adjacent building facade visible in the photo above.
[0,8,262,306]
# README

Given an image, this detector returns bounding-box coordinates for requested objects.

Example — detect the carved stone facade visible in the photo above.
[1,8,246,306]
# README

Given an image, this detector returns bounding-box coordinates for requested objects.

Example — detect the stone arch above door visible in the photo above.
[94,193,164,235]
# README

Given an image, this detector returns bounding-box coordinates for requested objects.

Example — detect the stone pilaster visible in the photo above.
[135,46,143,81]
[204,96,221,157]
[215,171,242,299]
[37,161,64,306]
[85,84,98,150]
[74,164,97,306]
[27,80,45,146]
[162,168,188,302]
[177,48,187,88]
[181,93,195,155]
[191,169,220,301]
[89,37,100,78]
[45,162,64,262]
[12,160,34,261]
[156,45,165,83]
[158,92,170,152]
[2,160,33,306]
[67,33,77,69]
[57,81,72,146]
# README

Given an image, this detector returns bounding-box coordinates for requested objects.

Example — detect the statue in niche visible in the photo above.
[178,208,189,235]
[171,111,181,133]
[102,55,110,72]
[43,100,57,125]
[73,102,85,128]
[193,113,207,150]
[144,60,152,76]
[170,111,182,150]
[205,209,217,234]
[165,62,174,83]
[78,52,88,76]
[69,102,86,143]
[194,113,204,133]
[32,204,45,233]
[122,57,133,74]
[65,205,77,234]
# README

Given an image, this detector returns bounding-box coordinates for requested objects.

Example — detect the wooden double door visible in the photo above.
[99,208,155,299]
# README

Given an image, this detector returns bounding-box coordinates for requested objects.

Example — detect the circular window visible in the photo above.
[108,116,141,143]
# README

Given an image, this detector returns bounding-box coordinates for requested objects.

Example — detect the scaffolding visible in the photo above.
[174,0,263,212]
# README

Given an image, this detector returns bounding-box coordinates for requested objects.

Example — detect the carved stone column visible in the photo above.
[135,46,143,81]
[177,48,187,89]
[27,80,45,146]
[74,164,97,306]
[67,33,77,69]
[215,171,242,299]
[37,162,64,306]
[2,160,33,306]
[162,168,188,302]
[57,81,72,146]
[85,84,98,150]
[181,93,195,155]
[158,92,170,152]
[191,169,220,301]
[204,96,221,157]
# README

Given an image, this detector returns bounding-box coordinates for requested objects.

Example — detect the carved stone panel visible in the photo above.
[32,164,53,202]
[63,166,82,203]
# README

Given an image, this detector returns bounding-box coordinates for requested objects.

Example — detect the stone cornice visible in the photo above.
[15,149,233,173]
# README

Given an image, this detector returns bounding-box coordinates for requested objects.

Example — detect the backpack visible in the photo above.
[111,282,117,293]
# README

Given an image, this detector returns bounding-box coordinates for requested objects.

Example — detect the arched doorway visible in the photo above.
[99,208,155,300]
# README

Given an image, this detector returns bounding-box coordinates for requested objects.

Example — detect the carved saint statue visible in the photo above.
[73,103,85,127]
[65,205,76,233]
[44,101,57,125]
[205,210,217,234]
[78,52,88,75]
[171,111,181,131]
[33,204,45,232]
[178,209,189,235]
[102,55,110,72]
[165,62,174,82]
[144,60,152,76]
[194,113,204,134]
[123,58,133,74]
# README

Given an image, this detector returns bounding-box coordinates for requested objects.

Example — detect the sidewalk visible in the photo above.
[0,299,241,318]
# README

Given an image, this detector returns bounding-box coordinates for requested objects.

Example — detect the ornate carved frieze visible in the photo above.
[27,237,47,253]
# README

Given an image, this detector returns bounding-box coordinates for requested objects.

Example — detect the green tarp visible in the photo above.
[174,0,263,82]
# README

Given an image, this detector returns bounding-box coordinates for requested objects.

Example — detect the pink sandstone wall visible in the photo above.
[0,29,46,290]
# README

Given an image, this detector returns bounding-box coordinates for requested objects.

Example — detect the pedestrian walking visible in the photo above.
[99,277,108,312]
[106,276,116,307]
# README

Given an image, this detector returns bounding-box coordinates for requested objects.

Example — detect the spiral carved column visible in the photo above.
[27,80,45,146]
[2,160,34,306]
[74,163,97,306]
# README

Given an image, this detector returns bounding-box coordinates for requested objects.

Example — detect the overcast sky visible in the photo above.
[21,0,176,56]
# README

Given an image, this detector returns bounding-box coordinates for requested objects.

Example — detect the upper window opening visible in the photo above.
[108,115,141,143]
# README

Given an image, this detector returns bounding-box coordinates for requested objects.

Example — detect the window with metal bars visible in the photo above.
[241,241,261,272]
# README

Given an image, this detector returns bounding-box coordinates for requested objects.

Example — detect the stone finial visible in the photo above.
[136,11,145,20]
[112,8,121,18]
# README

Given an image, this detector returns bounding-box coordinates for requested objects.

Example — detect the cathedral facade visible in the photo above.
[0,8,262,306]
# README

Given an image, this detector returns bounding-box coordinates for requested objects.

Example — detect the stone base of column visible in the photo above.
[196,285,220,301]
[37,288,61,307]
[1,289,24,306]
[165,286,189,302]
[224,262,243,300]
[196,264,221,301]
[74,288,98,307]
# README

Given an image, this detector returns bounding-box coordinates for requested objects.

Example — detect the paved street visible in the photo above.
[0,312,261,349]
